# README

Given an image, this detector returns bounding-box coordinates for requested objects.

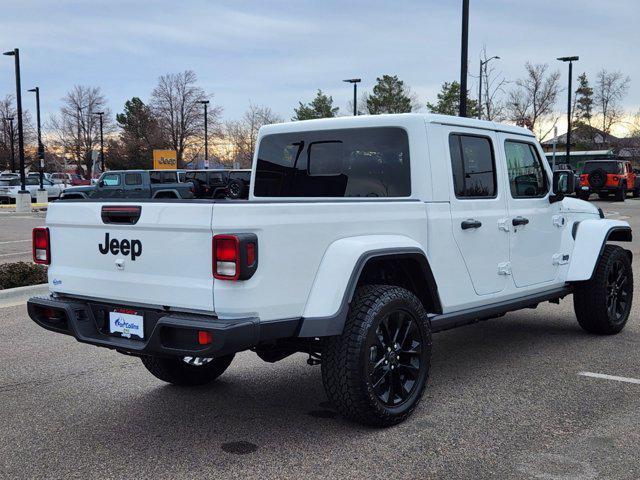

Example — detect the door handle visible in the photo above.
[461,219,482,230]
[512,216,530,226]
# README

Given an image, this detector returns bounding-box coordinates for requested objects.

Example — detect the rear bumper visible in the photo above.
[27,295,300,358]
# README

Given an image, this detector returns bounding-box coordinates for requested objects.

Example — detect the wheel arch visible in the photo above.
[152,189,179,199]
[567,219,632,281]
[298,235,441,337]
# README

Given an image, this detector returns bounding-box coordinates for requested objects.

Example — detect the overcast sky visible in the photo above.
[1,0,638,131]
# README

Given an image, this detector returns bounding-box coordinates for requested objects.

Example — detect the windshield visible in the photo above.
[583,161,622,174]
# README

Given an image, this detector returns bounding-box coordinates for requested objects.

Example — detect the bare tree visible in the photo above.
[0,94,36,171]
[48,86,113,174]
[223,104,282,168]
[594,69,630,135]
[478,48,509,121]
[150,70,221,168]
[507,62,561,139]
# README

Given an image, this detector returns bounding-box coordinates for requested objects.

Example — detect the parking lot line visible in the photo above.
[578,371,640,385]
[0,251,31,257]
[0,239,30,245]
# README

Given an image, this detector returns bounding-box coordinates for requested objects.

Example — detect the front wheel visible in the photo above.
[615,186,627,202]
[322,285,431,427]
[141,354,235,386]
[573,245,633,335]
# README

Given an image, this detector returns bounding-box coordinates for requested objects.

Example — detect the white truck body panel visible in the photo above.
[46,202,215,312]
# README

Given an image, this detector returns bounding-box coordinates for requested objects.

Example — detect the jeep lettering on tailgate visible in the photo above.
[98,233,142,261]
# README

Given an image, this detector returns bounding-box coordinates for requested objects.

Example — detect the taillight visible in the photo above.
[613,176,619,182]
[212,234,258,281]
[33,227,50,265]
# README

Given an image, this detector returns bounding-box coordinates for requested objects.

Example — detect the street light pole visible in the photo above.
[28,87,44,189]
[343,79,361,116]
[198,100,210,167]
[4,48,26,192]
[3,117,15,173]
[459,0,469,117]
[557,56,579,165]
[94,112,105,172]
[477,55,500,119]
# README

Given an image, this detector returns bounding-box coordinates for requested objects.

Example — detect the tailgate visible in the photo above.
[46,202,215,311]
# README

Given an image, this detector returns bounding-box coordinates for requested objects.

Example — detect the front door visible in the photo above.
[499,135,564,287]
[445,127,510,295]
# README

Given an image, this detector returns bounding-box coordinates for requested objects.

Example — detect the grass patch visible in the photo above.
[0,262,48,290]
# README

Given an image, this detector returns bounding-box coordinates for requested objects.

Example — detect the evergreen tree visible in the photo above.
[293,90,339,120]
[574,73,593,126]
[427,81,478,117]
[366,75,413,114]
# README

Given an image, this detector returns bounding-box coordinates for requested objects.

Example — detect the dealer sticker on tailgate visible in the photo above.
[109,310,144,339]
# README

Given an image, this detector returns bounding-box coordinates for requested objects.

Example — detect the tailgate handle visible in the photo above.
[101,206,142,225]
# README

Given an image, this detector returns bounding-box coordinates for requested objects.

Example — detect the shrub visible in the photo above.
[0,262,48,290]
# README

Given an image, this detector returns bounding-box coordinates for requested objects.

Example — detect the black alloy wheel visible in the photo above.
[367,309,424,407]
[605,259,632,324]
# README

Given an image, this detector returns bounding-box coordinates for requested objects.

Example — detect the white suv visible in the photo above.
[28,114,633,426]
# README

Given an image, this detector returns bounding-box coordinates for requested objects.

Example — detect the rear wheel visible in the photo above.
[573,245,633,335]
[141,354,235,386]
[322,285,431,427]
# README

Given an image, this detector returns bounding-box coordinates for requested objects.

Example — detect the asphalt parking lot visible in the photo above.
[0,210,45,264]
[0,198,639,479]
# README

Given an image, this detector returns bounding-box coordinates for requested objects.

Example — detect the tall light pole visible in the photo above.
[3,117,15,172]
[198,100,210,167]
[478,55,500,119]
[27,87,44,189]
[459,0,470,117]
[94,112,105,172]
[4,48,26,192]
[557,56,579,165]
[343,79,361,116]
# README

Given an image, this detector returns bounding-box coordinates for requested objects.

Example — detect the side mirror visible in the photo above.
[98,180,104,187]
[550,170,575,203]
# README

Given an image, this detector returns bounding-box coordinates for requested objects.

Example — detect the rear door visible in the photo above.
[444,126,510,295]
[46,202,215,311]
[499,134,563,287]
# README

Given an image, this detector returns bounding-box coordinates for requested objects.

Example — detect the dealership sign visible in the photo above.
[152,150,178,170]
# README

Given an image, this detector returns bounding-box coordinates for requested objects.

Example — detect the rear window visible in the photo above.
[254,127,410,197]
[583,161,623,174]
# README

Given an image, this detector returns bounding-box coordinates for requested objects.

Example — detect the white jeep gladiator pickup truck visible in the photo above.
[28,114,633,426]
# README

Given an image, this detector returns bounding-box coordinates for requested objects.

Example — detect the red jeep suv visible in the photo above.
[578,160,637,201]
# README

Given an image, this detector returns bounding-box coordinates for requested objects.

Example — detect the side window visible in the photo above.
[504,141,549,198]
[125,173,142,186]
[102,174,120,186]
[448,134,496,198]
[161,172,176,183]
[149,172,162,184]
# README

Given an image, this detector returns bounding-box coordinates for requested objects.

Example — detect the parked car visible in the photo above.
[0,177,63,203]
[27,113,633,427]
[184,169,251,199]
[634,168,640,197]
[0,172,18,180]
[578,159,637,201]
[50,172,91,186]
[27,172,53,182]
[60,170,195,200]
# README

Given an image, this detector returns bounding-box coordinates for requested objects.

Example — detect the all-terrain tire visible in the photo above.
[573,245,633,335]
[615,185,627,202]
[322,285,431,427]
[141,354,235,386]
[633,187,640,198]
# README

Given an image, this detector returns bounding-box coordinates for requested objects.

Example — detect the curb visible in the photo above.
[0,283,48,307]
